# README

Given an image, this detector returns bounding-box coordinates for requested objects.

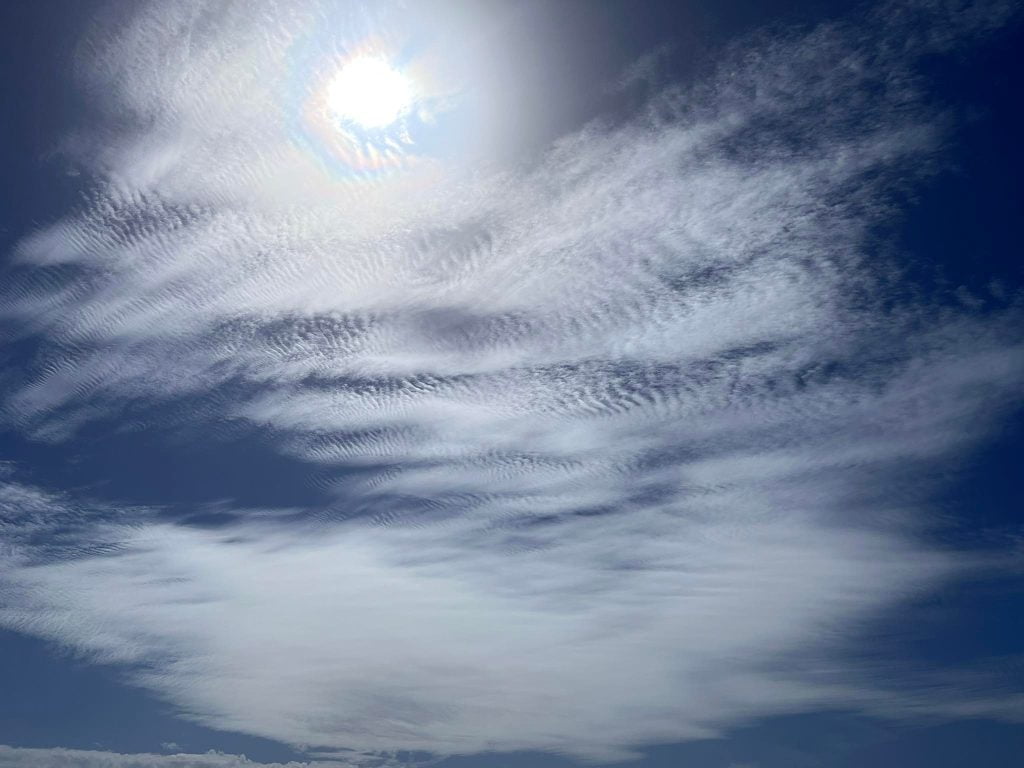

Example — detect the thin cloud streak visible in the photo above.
[0,0,1022,763]
[0,744,356,768]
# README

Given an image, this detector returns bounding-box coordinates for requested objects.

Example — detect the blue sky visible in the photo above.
[0,1,1022,767]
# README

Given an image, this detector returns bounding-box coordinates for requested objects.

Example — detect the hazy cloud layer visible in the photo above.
[0,0,1022,763]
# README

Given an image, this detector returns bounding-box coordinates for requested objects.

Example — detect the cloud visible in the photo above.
[0,745,353,768]
[0,496,958,758]
[0,0,1022,764]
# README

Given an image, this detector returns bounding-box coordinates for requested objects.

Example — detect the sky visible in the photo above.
[0,1,1022,767]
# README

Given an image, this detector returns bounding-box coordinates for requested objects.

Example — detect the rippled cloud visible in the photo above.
[0,0,1022,763]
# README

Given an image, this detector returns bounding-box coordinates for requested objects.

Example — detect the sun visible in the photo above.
[325,57,413,129]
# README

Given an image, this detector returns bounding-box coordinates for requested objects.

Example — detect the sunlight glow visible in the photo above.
[326,57,413,129]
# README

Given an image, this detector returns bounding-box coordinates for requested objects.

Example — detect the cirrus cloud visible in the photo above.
[0,0,1022,764]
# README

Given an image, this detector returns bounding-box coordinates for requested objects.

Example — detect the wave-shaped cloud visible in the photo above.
[1,0,1022,763]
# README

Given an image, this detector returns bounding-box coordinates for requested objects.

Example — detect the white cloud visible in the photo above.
[0,0,1022,764]
[0,745,352,768]
[0,502,956,759]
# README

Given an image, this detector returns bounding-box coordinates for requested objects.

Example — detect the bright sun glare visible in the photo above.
[326,57,413,129]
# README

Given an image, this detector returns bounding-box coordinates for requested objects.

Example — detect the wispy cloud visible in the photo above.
[0,744,354,768]
[0,0,1022,763]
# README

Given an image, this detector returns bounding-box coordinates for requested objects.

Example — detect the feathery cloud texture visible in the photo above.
[0,0,1022,763]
